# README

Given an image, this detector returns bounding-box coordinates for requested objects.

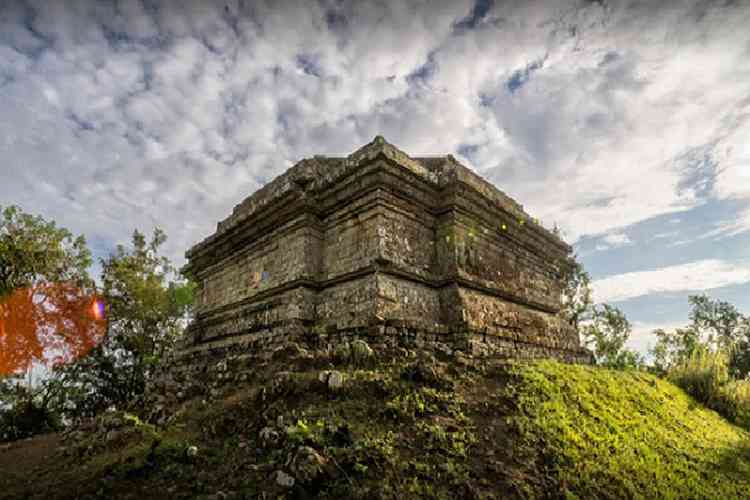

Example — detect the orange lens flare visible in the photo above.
[91,299,105,320]
[0,284,107,376]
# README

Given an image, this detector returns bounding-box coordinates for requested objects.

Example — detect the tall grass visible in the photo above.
[668,348,750,429]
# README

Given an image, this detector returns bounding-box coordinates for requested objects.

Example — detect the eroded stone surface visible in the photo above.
[149,137,591,412]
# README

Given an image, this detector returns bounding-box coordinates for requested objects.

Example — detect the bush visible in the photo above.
[0,398,62,442]
[667,348,729,404]
[717,380,750,430]
[668,348,750,429]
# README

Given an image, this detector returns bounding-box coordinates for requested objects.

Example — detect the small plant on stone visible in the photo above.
[384,392,428,421]
[286,418,326,446]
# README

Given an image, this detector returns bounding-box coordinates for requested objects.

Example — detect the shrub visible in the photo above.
[668,348,750,429]
[0,398,62,442]
[716,380,750,430]
[667,348,729,405]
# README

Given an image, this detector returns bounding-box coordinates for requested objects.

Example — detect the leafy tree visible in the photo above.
[557,253,643,368]
[651,295,750,378]
[581,304,643,369]
[57,229,194,418]
[0,205,91,298]
[651,326,702,374]
[0,205,99,375]
[732,322,750,380]
[0,206,104,440]
[0,371,66,441]
[559,254,593,331]
[689,295,745,348]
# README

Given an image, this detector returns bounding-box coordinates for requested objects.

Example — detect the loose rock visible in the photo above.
[334,342,351,360]
[288,446,328,483]
[350,339,374,363]
[259,426,280,447]
[327,370,345,391]
[274,470,295,488]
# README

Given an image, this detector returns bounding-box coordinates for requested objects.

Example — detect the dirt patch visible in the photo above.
[0,433,63,499]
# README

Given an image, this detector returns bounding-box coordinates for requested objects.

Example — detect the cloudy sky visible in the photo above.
[1,0,749,355]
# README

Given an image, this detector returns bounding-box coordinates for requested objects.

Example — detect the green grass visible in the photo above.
[5,350,750,499]
[505,360,750,499]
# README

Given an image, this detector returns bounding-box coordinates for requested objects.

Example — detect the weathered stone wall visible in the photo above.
[189,287,317,345]
[197,215,320,313]
[322,201,380,280]
[178,136,591,373]
[375,275,442,331]
[316,275,378,329]
[377,201,436,280]
[450,213,561,312]
[456,288,580,353]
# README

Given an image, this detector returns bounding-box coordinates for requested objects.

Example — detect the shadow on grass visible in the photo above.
[717,438,750,478]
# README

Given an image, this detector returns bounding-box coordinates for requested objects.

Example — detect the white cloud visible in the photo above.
[592,259,750,303]
[628,320,688,355]
[652,230,679,240]
[0,0,748,273]
[603,233,632,246]
[702,205,750,240]
[594,232,633,251]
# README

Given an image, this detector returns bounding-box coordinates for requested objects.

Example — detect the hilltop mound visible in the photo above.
[2,347,749,499]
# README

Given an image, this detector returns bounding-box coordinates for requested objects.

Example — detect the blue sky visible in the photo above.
[1,0,749,355]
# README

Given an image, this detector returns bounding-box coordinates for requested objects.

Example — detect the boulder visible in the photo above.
[318,370,345,391]
[350,340,373,362]
[318,370,331,384]
[259,426,280,447]
[288,446,328,483]
[274,470,295,488]
[326,370,345,391]
[334,342,351,360]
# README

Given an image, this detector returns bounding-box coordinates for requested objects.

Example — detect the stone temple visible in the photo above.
[177,136,590,364]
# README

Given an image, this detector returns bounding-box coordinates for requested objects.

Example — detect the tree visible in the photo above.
[559,254,593,332]
[0,206,91,299]
[650,295,750,378]
[57,229,194,417]
[0,205,102,375]
[557,253,643,368]
[689,295,747,355]
[651,326,702,374]
[731,320,750,380]
[581,303,643,369]
[0,205,103,439]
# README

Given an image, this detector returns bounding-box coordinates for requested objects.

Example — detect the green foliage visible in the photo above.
[57,228,194,418]
[0,205,92,299]
[351,429,397,469]
[651,326,702,373]
[667,347,730,406]
[718,380,750,430]
[7,352,750,499]
[415,421,476,458]
[506,360,750,499]
[286,418,326,445]
[559,254,593,331]
[384,391,429,420]
[652,294,750,379]
[0,383,62,441]
[559,254,643,371]
[383,387,456,422]
[0,205,97,378]
[690,294,747,351]
[581,304,643,369]
[0,368,70,442]
[667,348,750,429]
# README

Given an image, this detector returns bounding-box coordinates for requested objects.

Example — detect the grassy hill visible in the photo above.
[2,346,749,499]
